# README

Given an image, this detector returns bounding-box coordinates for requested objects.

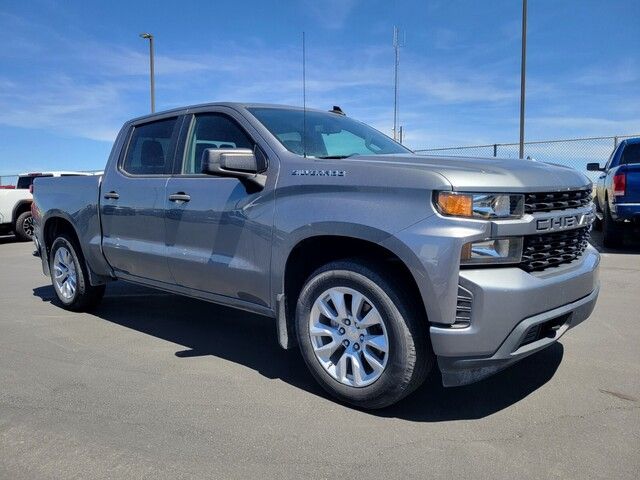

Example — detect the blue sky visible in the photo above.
[0,0,638,176]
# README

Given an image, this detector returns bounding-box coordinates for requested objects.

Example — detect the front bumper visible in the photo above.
[431,246,600,386]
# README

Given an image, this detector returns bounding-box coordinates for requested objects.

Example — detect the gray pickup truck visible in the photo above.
[33,103,600,408]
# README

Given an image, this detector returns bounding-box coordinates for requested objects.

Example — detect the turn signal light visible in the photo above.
[437,192,473,217]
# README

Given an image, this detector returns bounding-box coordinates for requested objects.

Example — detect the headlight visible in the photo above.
[461,237,523,265]
[436,192,524,219]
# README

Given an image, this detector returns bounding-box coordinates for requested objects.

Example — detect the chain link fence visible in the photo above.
[415,134,639,182]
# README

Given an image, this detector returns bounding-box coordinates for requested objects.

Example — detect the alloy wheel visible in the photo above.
[53,246,77,300]
[308,286,389,387]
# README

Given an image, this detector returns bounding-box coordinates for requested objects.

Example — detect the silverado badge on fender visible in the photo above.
[291,169,346,176]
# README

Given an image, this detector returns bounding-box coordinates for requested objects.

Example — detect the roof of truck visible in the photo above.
[127,102,330,124]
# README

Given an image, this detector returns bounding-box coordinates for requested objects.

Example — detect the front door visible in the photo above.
[164,111,273,307]
[100,116,181,283]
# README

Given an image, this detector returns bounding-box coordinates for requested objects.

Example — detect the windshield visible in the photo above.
[248,107,411,158]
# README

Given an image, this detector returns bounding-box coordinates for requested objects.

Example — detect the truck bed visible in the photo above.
[34,175,111,279]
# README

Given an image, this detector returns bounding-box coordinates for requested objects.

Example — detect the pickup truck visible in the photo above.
[1,172,93,241]
[588,137,640,248]
[33,103,600,408]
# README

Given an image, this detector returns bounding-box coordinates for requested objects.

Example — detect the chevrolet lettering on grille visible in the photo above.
[536,211,594,232]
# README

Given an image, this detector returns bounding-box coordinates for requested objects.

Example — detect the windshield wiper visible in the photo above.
[315,154,359,159]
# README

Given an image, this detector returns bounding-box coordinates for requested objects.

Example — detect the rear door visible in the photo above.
[164,108,274,307]
[100,116,182,283]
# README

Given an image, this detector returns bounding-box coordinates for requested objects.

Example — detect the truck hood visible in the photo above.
[345,154,591,192]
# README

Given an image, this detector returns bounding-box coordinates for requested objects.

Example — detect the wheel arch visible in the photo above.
[278,233,428,350]
[12,200,32,225]
[42,215,107,286]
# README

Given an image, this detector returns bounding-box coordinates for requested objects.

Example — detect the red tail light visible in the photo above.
[613,173,626,197]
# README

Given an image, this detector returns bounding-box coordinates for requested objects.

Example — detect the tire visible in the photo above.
[593,202,602,231]
[14,211,34,241]
[603,200,624,249]
[593,216,602,231]
[49,234,105,311]
[295,259,433,409]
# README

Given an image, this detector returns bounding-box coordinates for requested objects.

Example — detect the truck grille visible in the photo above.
[524,188,592,214]
[520,226,590,272]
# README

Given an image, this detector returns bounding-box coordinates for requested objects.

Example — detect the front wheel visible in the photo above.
[49,235,105,311]
[295,259,433,409]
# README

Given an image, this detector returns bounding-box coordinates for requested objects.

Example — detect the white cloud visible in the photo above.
[0,75,127,141]
[302,0,359,29]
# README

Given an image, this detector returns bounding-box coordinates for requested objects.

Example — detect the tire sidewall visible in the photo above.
[49,236,85,307]
[296,266,419,406]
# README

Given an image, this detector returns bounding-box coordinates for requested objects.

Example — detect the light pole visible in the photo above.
[518,0,527,159]
[139,33,155,113]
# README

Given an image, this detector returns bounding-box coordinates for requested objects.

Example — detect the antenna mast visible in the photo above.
[302,31,307,158]
[392,26,403,142]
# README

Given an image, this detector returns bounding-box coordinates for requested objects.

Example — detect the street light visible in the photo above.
[139,32,155,113]
[519,0,527,159]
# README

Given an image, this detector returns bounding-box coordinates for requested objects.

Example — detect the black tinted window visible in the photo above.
[122,117,179,175]
[183,114,254,174]
[621,143,640,165]
[17,174,52,189]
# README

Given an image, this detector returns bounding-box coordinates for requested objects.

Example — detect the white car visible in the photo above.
[0,171,97,241]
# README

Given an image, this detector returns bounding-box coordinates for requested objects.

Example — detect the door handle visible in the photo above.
[103,191,119,200]
[168,193,191,203]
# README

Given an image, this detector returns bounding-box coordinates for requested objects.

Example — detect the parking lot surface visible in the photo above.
[1,233,639,479]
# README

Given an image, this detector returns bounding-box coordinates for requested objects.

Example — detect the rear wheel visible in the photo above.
[603,200,624,249]
[49,235,105,311]
[14,211,34,241]
[295,259,433,409]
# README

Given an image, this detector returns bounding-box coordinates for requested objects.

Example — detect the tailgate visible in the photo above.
[620,164,640,203]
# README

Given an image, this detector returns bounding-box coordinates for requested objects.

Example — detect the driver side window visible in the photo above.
[183,113,254,174]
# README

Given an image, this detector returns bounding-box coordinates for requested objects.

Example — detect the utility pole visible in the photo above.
[392,26,403,141]
[518,0,527,158]
[139,33,155,113]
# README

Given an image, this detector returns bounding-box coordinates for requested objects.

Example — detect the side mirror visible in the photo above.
[201,148,266,188]
[586,162,603,172]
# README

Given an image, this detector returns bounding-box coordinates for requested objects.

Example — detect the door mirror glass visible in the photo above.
[586,162,603,172]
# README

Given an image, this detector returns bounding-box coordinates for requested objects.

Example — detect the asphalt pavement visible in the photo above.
[0,232,638,479]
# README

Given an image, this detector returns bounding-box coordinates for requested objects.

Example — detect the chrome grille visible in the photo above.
[454,285,473,327]
[524,188,592,214]
[520,226,590,272]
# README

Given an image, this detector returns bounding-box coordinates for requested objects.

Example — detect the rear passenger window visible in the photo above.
[183,114,254,174]
[122,118,179,175]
